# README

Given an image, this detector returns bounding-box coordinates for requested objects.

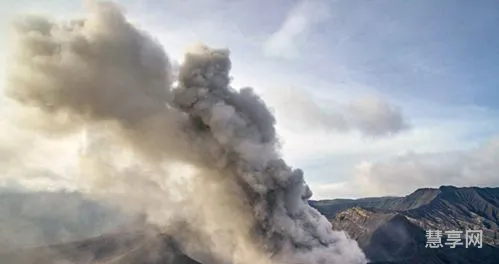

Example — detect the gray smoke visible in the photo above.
[4,2,367,264]
[174,45,366,263]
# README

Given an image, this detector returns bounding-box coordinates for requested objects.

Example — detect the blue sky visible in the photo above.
[0,0,498,198]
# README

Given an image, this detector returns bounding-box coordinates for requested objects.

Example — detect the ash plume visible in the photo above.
[4,2,367,264]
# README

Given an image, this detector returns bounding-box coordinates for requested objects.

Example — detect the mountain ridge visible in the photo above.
[313,185,499,264]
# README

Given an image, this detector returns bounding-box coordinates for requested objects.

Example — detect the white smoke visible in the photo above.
[4,2,367,264]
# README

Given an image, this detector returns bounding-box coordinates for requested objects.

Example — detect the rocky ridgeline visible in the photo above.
[311,186,499,264]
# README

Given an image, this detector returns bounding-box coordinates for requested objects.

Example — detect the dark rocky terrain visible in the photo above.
[311,186,499,264]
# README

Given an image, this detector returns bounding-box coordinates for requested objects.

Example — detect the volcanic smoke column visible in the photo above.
[4,1,366,262]
[173,46,366,264]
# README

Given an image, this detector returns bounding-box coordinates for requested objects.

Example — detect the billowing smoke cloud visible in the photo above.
[4,2,367,264]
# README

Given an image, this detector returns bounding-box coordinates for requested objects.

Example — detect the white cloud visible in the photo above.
[347,96,409,137]
[308,181,360,200]
[306,136,499,199]
[276,106,498,199]
[263,0,330,58]
[279,123,454,165]
[352,137,499,196]
[265,86,409,137]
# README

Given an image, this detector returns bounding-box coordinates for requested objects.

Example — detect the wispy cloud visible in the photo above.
[305,133,499,199]
[263,0,330,59]
[352,136,499,197]
[278,105,499,199]
[264,86,409,137]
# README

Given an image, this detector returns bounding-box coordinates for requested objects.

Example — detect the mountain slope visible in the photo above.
[313,186,499,264]
[0,190,130,251]
[0,229,202,264]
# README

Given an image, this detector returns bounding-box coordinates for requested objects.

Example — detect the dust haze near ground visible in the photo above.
[3,1,367,264]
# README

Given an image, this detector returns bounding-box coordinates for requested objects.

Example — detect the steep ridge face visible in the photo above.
[404,186,499,245]
[330,208,426,263]
[313,186,499,264]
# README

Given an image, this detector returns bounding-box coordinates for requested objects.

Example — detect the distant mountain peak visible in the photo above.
[438,185,459,191]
